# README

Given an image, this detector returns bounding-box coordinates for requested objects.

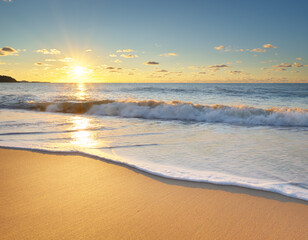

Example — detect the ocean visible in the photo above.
[0,83,307,201]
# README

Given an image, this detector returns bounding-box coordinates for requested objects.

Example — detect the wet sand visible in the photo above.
[0,148,307,240]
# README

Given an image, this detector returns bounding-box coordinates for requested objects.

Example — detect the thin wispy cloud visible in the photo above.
[265,62,306,73]
[120,54,139,58]
[36,49,61,55]
[214,45,246,52]
[206,64,231,68]
[144,61,159,65]
[58,57,73,62]
[188,66,199,70]
[229,70,244,74]
[261,60,273,64]
[214,45,225,50]
[116,49,134,53]
[251,48,267,52]
[160,53,178,57]
[273,63,292,68]
[35,62,50,66]
[263,44,277,49]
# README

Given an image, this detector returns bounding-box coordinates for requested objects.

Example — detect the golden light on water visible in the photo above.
[75,83,88,100]
[70,116,113,151]
[70,116,96,148]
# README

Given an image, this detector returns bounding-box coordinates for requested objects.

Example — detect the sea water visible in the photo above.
[0,83,307,200]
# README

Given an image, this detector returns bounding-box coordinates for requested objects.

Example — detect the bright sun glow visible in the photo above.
[73,66,85,76]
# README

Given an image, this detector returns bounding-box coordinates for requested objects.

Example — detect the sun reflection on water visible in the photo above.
[75,83,88,101]
[70,116,97,148]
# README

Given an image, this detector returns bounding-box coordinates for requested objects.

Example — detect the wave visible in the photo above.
[4,99,308,127]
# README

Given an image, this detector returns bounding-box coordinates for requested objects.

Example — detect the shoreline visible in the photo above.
[1,146,307,203]
[1,148,308,239]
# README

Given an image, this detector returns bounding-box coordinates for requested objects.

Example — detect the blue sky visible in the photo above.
[1,0,307,82]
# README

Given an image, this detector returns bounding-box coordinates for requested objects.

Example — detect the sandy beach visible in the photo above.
[0,148,307,240]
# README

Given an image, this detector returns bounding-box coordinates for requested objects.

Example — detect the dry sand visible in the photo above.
[0,148,307,240]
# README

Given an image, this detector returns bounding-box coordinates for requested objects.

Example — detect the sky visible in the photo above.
[0,0,308,83]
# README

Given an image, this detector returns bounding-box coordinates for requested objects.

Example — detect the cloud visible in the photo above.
[198,72,207,74]
[296,57,302,61]
[160,53,178,57]
[189,66,199,70]
[229,70,243,74]
[45,59,57,62]
[235,61,242,64]
[213,46,246,52]
[36,49,61,55]
[35,62,50,66]
[214,45,225,50]
[207,64,231,68]
[156,69,168,72]
[106,67,115,70]
[115,59,122,63]
[2,0,12,2]
[0,46,19,56]
[265,62,305,72]
[58,57,73,62]
[251,48,267,52]
[263,44,277,49]
[109,54,117,57]
[120,54,134,58]
[261,60,273,64]
[120,54,139,58]
[293,62,303,68]
[116,49,134,53]
[85,49,93,52]
[201,64,231,72]
[144,61,159,65]
[273,63,292,68]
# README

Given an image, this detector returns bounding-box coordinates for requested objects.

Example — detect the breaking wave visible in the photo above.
[16,99,308,127]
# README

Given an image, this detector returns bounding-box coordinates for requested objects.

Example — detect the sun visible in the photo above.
[73,66,85,76]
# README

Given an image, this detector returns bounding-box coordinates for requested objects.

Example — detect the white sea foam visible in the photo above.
[85,100,308,127]
[28,100,308,127]
[1,145,307,201]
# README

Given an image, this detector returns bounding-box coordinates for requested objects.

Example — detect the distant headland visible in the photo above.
[0,75,18,82]
[0,75,49,83]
